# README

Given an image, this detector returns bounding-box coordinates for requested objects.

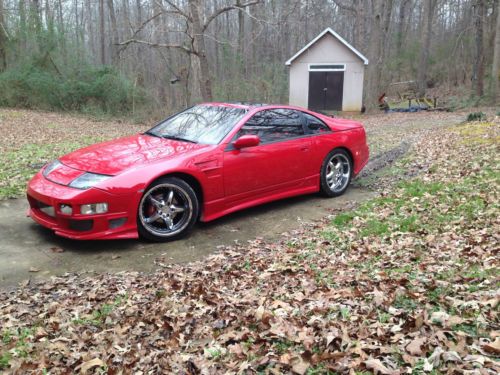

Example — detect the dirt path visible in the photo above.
[0,109,469,289]
[0,188,374,290]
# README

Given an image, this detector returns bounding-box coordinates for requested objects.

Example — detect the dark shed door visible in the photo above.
[308,71,344,111]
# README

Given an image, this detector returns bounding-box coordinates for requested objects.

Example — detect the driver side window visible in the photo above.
[236,109,305,144]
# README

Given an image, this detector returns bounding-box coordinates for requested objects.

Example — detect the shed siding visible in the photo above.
[288,34,365,112]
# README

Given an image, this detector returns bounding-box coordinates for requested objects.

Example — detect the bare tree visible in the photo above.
[107,0,119,65]
[417,0,437,98]
[491,0,500,101]
[119,0,260,102]
[365,0,384,107]
[99,0,105,64]
[0,0,7,71]
[473,0,485,96]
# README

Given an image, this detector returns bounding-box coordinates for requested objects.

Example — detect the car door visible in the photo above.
[223,109,313,204]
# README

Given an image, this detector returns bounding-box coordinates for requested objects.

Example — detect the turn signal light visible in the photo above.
[81,203,108,215]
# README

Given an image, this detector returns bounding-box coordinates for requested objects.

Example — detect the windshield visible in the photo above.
[146,105,247,145]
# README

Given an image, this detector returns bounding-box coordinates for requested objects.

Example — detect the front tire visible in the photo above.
[320,148,353,197]
[137,177,199,242]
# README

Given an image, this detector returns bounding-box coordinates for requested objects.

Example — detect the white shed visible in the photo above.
[286,28,369,112]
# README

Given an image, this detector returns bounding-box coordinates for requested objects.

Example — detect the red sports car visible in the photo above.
[27,103,369,241]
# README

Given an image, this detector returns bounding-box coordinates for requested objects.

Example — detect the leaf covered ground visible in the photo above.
[0,111,498,374]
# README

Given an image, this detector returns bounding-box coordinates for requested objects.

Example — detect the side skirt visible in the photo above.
[201,184,319,223]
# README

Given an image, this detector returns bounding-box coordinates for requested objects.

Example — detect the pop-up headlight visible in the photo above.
[69,173,111,190]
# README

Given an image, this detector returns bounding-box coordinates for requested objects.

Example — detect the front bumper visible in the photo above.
[27,172,139,240]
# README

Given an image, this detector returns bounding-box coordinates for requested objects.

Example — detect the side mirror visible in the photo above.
[233,135,260,149]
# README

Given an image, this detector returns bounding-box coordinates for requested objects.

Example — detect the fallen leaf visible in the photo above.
[255,305,265,320]
[373,289,385,306]
[442,351,461,362]
[364,358,396,374]
[482,338,500,354]
[291,356,309,375]
[79,358,105,373]
[50,246,64,253]
[29,267,40,272]
[405,337,426,356]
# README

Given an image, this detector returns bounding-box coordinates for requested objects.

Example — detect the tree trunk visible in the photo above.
[473,0,485,97]
[352,0,363,51]
[396,0,410,56]
[189,0,213,102]
[395,0,410,80]
[73,0,79,55]
[381,0,394,64]
[107,0,120,66]
[365,0,383,108]
[45,0,54,33]
[237,0,244,56]
[491,0,500,102]
[99,0,105,65]
[85,0,96,61]
[56,0,65,60]
[31,0,42,34]
[0,0,6,71]
[417,0,436,98]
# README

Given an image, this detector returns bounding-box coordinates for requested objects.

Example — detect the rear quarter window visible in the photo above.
[303,113,331,134]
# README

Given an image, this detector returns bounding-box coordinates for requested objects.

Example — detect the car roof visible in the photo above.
[199,102,268,110]
[199,102,311,112]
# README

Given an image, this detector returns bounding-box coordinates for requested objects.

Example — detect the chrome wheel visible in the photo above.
[325,153,351,193]
[139,183,193,237]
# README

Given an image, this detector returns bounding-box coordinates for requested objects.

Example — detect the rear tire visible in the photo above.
[320,148,353,197]
[137,177,199,242]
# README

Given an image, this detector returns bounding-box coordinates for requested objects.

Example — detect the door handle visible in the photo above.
[300,146,309,151]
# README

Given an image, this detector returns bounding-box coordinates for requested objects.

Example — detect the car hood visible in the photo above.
[59,134,209,175]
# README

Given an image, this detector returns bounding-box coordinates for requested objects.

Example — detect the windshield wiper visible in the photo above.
[144,131,160,138]
[161,135,198,144]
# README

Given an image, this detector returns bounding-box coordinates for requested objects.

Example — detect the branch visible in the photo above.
[195,33,236,47]
[162,0,191,21]
[331,0,357,13]
[117,39,196,55]
[203,0,261,32]
[117,12,163,53]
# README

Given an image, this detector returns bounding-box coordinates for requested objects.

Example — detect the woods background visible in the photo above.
[0,0,499,118]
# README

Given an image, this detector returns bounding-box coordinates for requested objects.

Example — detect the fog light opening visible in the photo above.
[81,203,108,215]
[109,217,127,229]
[59,204,73,215]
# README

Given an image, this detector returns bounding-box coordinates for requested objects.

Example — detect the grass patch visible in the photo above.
[72,295,127,327]
[359,219,390,238]
[0,326,37,363]
[452,323,479,337]
[393,294,419,312]
[0,352,11,370]
[398,180,444,197]
[0,139,101,199]
[331,212,355,228]
[272,339,295,354]
[466,112,486,122]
